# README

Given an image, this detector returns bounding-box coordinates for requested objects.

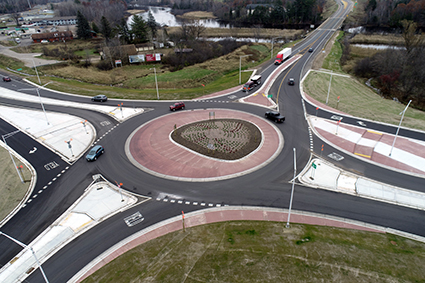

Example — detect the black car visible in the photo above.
[86,145,105,161]
[265,111,285,123]
[288,78,295,85]
[91,95,108,102]
[3,76,11,82]
[308,48,314,53]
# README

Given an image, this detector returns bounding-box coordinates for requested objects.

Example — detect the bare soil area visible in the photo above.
[171,119,261,160]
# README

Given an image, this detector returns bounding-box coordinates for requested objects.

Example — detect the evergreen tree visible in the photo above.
[76,11,92,39]
[117,18,132,44]
[92,22,99,34]
[130,15,148,44]
[100,16,113,42]
[147,11,158,38]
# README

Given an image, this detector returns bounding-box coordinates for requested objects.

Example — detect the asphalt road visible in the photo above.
[2,1,425,282]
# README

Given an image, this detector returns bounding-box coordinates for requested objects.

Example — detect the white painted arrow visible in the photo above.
[29,147,37,154]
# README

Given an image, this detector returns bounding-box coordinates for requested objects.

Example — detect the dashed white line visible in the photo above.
[178,200,183,204]
[57,174,61,177]
[170,199,175,203]
[193,202,198,205]
[201,203,206,206]
[32,195,37,198]
[38,190,43,194]
[61,170,65,173]
[52,178,57,181]
[48,182,52,185]
[43,186,47,189]
[163,199,168,202]
[209,203,214,207]
[27,199,32,203]
[185,201,190,205]
[156,198,161,201]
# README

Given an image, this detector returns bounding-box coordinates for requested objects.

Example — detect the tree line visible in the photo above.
[352,20,425,110]
[171,0,326,28]
[361,0,425,29]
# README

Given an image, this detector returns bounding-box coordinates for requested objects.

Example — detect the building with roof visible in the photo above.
[31,30,73,43]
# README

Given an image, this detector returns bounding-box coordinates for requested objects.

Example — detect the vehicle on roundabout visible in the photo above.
[91,95,108,102]
[3,76,11,82]
[265,111,285,123]
[86,145,105,161]
[288,78,295,85]
[242,75,262,92]
[308,48,314,53]
[170,102,185,111]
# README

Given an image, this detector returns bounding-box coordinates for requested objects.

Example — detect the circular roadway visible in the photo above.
[126,108,284,181]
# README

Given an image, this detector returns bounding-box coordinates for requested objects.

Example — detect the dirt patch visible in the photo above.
[171,119,261,160]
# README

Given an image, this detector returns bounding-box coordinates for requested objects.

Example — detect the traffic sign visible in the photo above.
[312,163,317,169]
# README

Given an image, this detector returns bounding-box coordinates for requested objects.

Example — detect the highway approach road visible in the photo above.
[1,1,425,282]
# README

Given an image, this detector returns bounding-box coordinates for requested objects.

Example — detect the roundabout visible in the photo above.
[125,109,284,182]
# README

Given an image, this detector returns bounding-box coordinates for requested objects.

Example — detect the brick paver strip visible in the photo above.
[127,109,283,181]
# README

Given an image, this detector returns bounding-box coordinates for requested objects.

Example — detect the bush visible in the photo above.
[96,59,113,71]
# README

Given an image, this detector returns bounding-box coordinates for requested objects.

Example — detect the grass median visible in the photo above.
[82,221,425,282]
[0,146,31,223]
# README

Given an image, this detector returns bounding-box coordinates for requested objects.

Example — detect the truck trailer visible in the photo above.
[274,48,291,65]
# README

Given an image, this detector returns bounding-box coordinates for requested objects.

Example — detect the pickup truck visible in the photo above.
[265,111,285,123]
[243,75,262,92]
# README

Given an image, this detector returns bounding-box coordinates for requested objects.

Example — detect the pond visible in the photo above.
[135,6,230,28]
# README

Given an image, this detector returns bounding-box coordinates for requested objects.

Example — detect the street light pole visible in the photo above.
[0,231,50,283]
[239,55,251,85]
[2,130,24,183]
[154,67,159,100]
[286,148,296,228]
[325,71,333,105]
[389,100,412,157]
[271,37,280,59]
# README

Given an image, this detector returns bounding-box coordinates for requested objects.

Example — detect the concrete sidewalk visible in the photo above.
[0,175,146,283]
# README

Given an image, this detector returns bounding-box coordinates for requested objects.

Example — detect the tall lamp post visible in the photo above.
[389,100,412,156]
[2,130,25,183]
[19,60,50,125]
[239,55,252,85]
[150,67,159,100]
[271,37,281,59]
[286,148,296,228]
[0,231,50,283]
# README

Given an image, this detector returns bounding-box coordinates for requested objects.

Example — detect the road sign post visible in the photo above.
[310,162,317,180]
[335,119,341,135]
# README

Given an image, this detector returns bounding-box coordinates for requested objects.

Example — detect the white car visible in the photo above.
[41,39,48,44]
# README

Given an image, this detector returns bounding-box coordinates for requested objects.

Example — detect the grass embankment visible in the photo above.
[83,221,425,282]
[0,146,31,223]
[305,31,425,131]
[22,43,285,100]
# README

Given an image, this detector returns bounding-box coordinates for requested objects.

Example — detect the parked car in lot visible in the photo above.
[86,145,105,161]
[3,76,11,82]
[170,102,185,111]
[41,39,49,44]
[265,111,285,123]
[91,95,108,102]
[288,78,295,85]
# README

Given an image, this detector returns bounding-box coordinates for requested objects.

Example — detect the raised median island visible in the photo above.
[171,119,262,160]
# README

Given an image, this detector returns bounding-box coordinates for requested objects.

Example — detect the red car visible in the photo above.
[170,102,185,111]
[3,76,11,82]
